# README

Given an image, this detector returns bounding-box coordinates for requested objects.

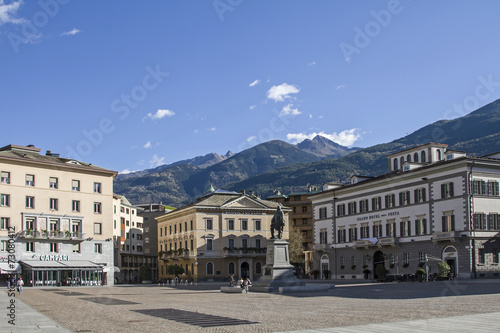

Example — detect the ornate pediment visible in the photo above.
[222,197,269,209]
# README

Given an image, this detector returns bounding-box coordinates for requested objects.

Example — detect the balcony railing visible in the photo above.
[353,239,376,249]
[223,248,266,257]
[432,231,460,243]
[19,230,85,241]
[377,237,399,247]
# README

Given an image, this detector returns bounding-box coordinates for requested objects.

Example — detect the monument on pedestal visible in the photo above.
[253,206,304,292]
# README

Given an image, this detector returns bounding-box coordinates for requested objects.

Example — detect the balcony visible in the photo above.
[377,237,399,248]
[19,230,85,241]
[223,248,267,257]
[312,244,329,252]
[159,250,194,261]
[353,239,377,250]
[432,231,460,243]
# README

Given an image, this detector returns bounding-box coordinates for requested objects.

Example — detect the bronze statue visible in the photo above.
[270,205,285,239]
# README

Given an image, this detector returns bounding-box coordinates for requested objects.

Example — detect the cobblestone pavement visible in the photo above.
[3,280,500,333]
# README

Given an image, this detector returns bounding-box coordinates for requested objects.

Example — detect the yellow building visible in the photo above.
[156,189,290,282]
[0,144,117,286]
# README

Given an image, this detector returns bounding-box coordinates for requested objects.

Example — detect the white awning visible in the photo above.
[0,262,21,274]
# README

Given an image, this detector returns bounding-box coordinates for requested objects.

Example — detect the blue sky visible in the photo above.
[2,0,500,174]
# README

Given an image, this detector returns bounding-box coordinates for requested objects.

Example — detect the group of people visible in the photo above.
[6,274,24,294]
[229,274,252,293]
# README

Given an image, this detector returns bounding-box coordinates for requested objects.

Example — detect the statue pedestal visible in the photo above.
[252,239,304,292]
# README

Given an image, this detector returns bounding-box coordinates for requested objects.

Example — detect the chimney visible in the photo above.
[240,190,246,195]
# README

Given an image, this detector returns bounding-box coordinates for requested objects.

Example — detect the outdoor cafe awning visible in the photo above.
[0,262,21,274]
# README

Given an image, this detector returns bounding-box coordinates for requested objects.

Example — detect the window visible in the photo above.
[393,158,398,170]
[399,191,410,206]
[373,224,382,238]
[386,222,396,237]
[348,202,357,214]
[49,198,58,211]
[1,171,10,184]
[488,181,499,196]
[94,182,102,193]
[407,154,412,162]
[206,238,213,251]
[185,221,188,231]
[179,222,182,233]
[473,180,487,195]
[26,242,34,252]
[71,200,80,212]
[441,182,454,198]
[228,262,235,275]
[337,229,346,243]
[25,218,35,230]
[190,220,193,230]
[385,194,395,208]
[242,238,249,248]
[413,152,419,162]
[94,202,102,214]
[302,206,307,213]
[319,229,327,244]
[49,177,58,189]
[493,249,499,264]
[414,188,426,203]
[415,218,427,235]
[404,252,410,265]
[400,220,411,237]
[442,214,455,232]
[363,254,370,266]
[337,204,346,216]
[228,238,235,248]
[255,220,261,230]
[372,197,381,210]
[359,199,369,213]
[478,248,485,264]
[227,219,234,230]
[302,218,308,225]
[489,213,499,230]
[360,225,369,238]
[348,227,357,242]
[319,207,327,219]
[50,243,58,253]
[207,262,214,275]
[26,196,34,209]
[419,251,426,264]
[421,151,426,162]
[256,262,262,274]
[255,238,262,248]
[0,194,9,207]
[95,243,102,254]
[72,180,80,191]
[474,213,487,230]
[26,174,34,186]
[205,219,213,230]
[0,240,8,251]
[241,219,248,230]
[0,217,9,230]
[190,239,194,251]
[94,223,102,235]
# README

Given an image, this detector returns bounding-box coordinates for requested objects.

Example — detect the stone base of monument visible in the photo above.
[252,239,325,293]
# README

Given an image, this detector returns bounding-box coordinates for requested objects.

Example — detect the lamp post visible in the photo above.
[195,261,198,285]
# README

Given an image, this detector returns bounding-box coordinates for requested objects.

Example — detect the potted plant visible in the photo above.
[311,269,320,279]
[438,261,451,280]
[323,269,330,279]
[389,263,395,269]
[375,264,387,282]
[403,263,409,268]
[363,269,370,279]
[351,265,356,270]
[416,268,426,282]
[418,262,425,268]
[340,265,345,270]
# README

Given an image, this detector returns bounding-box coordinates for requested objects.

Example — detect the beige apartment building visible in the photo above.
[156,189,290,282]
[0,144,117,286]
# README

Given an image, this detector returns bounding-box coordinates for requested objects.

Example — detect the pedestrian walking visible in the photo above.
[243,277,252,293]
[229,274,235,287]
[7,274,10,289]
[16,277,24,295]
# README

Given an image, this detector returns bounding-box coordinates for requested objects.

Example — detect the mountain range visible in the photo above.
[114,99,500,207]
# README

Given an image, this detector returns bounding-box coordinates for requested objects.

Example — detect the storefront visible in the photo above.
[0,259,22,282]
[20,260,105,287]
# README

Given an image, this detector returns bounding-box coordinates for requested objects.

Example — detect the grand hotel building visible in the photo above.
[310,143,500,280]
[0,144,117,286]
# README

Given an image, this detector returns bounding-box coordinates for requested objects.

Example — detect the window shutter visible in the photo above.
[354,228,357,241]
[415,220,419,235]
[442,216,446,231]
[423,188,426,202]
[400,222,404,237]
[414,189,418,202]
[385,195,389,208]
[449,182,454,197]
[441,184,445,198]
[407,221,411,236]
[399,192,403,205]
[451,215,455,231]
[423,219,427,234]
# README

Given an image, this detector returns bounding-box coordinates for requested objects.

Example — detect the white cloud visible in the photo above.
[149,154,165,168]
[249,105,256,110]
[309,114,313,119]
[279,104,301,117]
[193,129,199,134]
[0,0,25,26]
[143,141,152,149]
[145,109,175,121]
[249,79,260,87]
[308,61,316,66]
[287,129,362,147]
[336,84,346,90]
[120,169,138,174]
[246,136,256,142]
[207,127,217,132]
[60,28,81,36]
[266,83,300,102]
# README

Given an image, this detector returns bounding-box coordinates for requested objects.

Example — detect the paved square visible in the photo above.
[7,280,500,332]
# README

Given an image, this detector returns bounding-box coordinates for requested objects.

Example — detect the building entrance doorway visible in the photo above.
[240,262,249,279]
[443,246,458,278]
[373,251,385,279]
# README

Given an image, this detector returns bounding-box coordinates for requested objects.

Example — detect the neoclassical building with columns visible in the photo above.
[310,143,500,280]
[156,189,290,282]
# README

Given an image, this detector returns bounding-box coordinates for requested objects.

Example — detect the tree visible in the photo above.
[166,264,185,276]
[288,226,305,264]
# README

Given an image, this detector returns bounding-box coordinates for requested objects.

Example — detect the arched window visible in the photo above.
[185,263,188,275]
[191,263,194,276]
[255,262,262,274]
[207,262,214,275]
[413,152,419,162]
[437,150,442,161]
[421,151,426,163]
[393,158,399,170]
[407,154,412,162]
[228,262,235,275]
[400,156,405,166]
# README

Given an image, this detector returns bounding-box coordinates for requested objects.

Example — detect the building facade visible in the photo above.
[156,189,290,282]
[310,143,500,280]
[0,144,117,286]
